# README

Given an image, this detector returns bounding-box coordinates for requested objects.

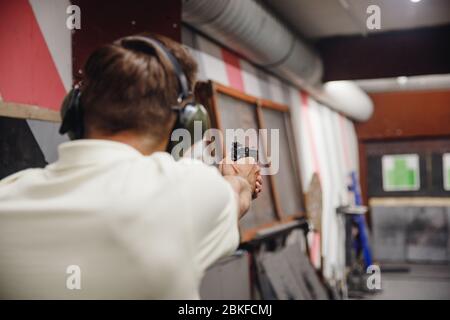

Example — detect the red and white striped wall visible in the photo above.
[0,0,72,110]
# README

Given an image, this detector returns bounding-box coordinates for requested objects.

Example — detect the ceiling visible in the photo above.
[262,0,450,39]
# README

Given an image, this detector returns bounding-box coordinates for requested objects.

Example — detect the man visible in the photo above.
[0,34,261,299]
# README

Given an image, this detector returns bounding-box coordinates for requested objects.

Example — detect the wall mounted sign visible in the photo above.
[382,154,420,191]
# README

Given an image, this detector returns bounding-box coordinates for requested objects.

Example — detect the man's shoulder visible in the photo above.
[0,168,41,186]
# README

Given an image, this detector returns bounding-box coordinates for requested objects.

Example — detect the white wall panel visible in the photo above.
[195,36,229,86]
[240,60,261,97]
[267,75,285,105]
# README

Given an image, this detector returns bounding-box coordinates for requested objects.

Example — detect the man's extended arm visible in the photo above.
[223,175,253,219]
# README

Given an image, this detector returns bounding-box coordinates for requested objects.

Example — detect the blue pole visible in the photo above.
[350,171,373,267]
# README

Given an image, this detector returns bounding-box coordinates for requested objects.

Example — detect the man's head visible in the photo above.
[80,34,198,152]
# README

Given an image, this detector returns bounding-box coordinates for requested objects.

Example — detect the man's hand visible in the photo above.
[219,157,263,219]
[219,157,262,198]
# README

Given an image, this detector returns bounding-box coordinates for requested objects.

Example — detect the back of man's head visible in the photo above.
[80,34,198,140]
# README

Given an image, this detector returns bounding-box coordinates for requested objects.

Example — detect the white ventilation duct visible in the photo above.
[183,0,374,121]
[182,0,322,85]
[323,81,374,121]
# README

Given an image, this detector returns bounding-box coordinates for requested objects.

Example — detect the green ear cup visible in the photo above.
[179,103,211,143]
[167,103,211,157]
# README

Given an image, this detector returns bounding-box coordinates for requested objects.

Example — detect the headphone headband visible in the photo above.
[118,36,190,104]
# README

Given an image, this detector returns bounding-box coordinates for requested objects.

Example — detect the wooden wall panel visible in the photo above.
[356,90,450,140]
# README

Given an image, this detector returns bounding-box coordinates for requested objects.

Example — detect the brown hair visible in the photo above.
[80,33,198,138]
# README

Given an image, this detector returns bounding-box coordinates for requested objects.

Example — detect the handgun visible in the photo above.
[231,141,258,162]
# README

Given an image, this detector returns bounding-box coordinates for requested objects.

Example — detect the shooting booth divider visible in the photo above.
[195,80,306,242]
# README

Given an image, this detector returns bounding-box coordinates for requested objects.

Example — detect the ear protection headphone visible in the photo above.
[59,35,210,152]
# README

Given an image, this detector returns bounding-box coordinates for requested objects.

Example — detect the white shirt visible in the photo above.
[0,140,239,299]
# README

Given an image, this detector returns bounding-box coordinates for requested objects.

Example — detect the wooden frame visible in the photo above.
[0,102,61,122]
[195,80,305,242]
